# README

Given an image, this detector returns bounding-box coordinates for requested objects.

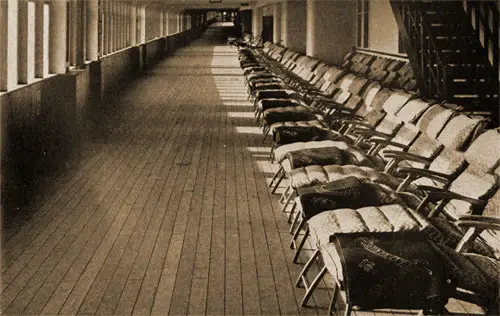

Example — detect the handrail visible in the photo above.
[354,47,409,61]
[403,0,446,97]
[463,0,499,77]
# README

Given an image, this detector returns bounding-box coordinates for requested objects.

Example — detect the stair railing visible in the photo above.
[402,0,446,98]
[463,0,499,82]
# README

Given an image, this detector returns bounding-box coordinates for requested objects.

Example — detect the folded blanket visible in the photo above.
[297,177,403,219]
[286,146,383,170]
[273,126,330,146]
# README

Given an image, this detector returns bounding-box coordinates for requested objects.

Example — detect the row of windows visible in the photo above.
[0,0,195,92]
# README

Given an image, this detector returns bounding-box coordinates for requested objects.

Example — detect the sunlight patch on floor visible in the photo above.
[226,112,255,118]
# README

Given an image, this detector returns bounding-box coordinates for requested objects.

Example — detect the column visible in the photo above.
[71,0,85,66]
[281,0,306,53]
[103,0,109,54]
[49,0,67,74]
[0,0,18,90]
[86,0,97,60]
[252,7,262,38]
[273,3,281,44]
[306,0,356,65]
[18,0,35,83]
[168,11,176,34]
[129,2,137,45]
[139,6,145,43]
[35,0,45,77]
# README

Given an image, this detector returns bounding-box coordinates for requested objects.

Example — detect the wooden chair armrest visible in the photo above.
[370,138,408,149]
[383,150,433,165]
[396,167,452,184]
[352,128,392,139]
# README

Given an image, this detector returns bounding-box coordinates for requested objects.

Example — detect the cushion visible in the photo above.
[283,145,385,172]
[307,204,430,250]
[290,164,403,190]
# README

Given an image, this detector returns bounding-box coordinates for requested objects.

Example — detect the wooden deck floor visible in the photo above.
[0,26,484,315]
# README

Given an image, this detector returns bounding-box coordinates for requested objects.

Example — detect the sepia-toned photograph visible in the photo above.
[0,0,499,315]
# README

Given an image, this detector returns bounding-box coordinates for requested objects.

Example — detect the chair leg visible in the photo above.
[290,215,304,247]
[269,145,275,161]
[300,265,327,307]
[279,184,290,203]
[296,249,320,287]
[293,227,310,264]
[271,171,285,194]
[327,282,339,316]
[263,127,270,141]
[269,165,284,188]
[281,189,295,214]
[287,200,297,223]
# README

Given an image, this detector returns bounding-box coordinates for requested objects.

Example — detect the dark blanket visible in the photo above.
[286,146,378,169]
[256,90,293,100]
[332,233,449,311]
[272,126,330,145]
[263,111,317,126]
[259,99,301,111]
[297,177,402,219]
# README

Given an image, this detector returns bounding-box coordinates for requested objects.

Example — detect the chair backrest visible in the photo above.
[386,59,406,72]
[436,115,485,151]
[394,98,434,124]
[479,189,500,259]
[415,104,455,138]
[310,63,330,86]
[443,129,500,219]
[381,90,414,115]
[370,58,392,71]
[323,67,346,85]
[362,81,382,108]
[348,76,371,96]
[338,73,357,91]
[368,88,393,112]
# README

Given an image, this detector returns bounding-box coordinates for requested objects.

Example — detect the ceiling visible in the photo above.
[145,0,279,11]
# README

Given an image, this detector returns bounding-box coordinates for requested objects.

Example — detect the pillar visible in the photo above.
[252,7,262,38]
[18,0,35,83]
[0,0,18,90]
[70,0,85,66]
[167,11,177,34]
[129,2,137,45]
[272,3,281,44]
[86,0,99,61]
[306,0,356,65]
[35,0,44,78]
[49,0,67,74]
[281,0,306,53]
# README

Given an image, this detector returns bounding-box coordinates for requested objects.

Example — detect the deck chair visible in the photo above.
[260,75,371,132]
[268,95,432,194]
[270,89,414,165]
[432,190,500,314]
[291,128,499,264]
[267,82,383,148]
[301,188,500,316]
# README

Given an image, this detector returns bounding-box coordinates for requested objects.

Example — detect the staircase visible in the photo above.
[391,0,499,121]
